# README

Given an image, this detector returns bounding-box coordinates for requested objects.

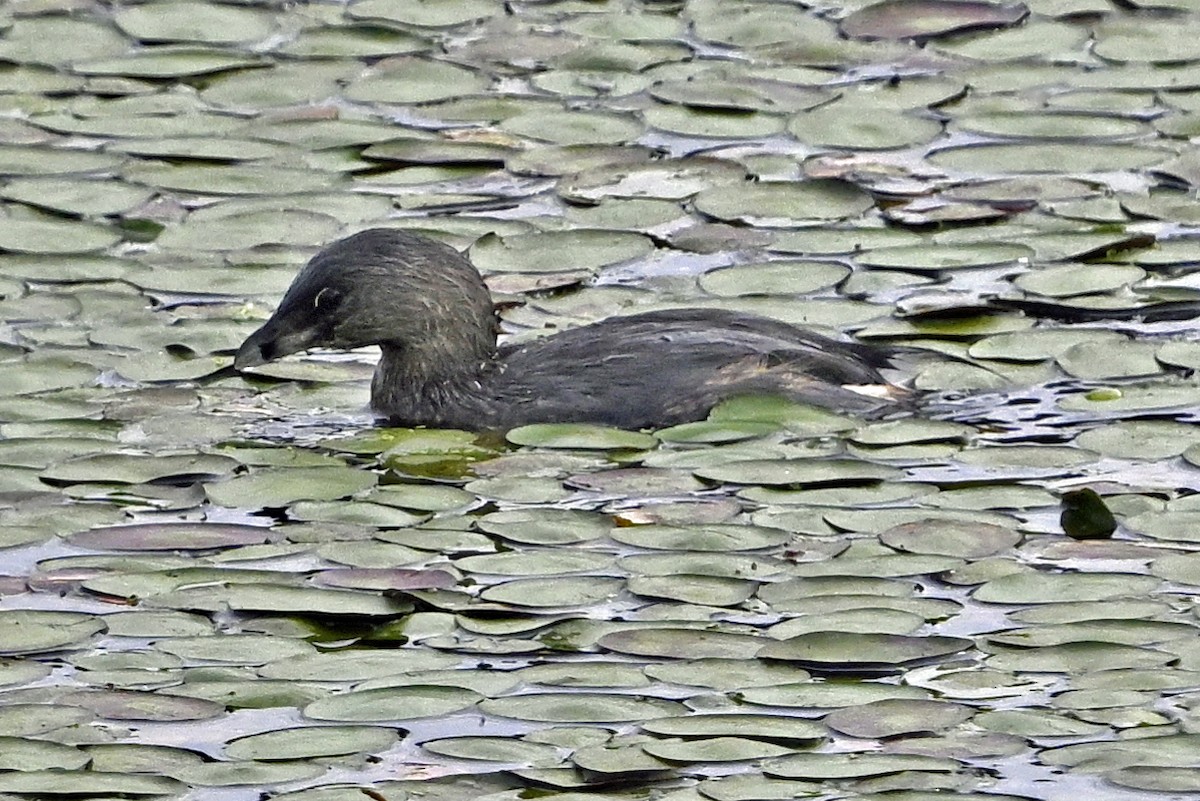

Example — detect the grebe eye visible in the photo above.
[313,287,343,310]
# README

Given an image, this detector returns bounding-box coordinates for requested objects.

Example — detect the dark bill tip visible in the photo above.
[233,329,275,370]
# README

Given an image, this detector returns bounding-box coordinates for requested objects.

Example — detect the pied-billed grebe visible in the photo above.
[235,228,915,430]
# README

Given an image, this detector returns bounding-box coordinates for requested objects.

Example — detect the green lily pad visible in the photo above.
[502,109,643,145]
[344,57,490,105]
[859,242,1032,271]
[880,519,1021,558]
[470,230,652,274]
[0,771,183,796]
[642,736,795,763]
[114,2,275,44]
[824,697,974,738]
[480,577,624,608]
[0,217,120,254]
[0,610,106,656]
[643,105,786,139]
[42,452,239,486]
[225,725,400,760]
[507,423,656,450]
[840,0,1028,41]
[421,736,563,765]
[694,180,874,226]
[699,260,850,297]
[305,685,481,722]
[973,572,1160,604]
[73,46,267,78]
[477,508,611,545]
[598,627,771,659]
[789,105,942,149]
[695,458,902,486]
[609,523,790,551]
[480,692,685,723]
[759,632,974,672]
[68,523,270,551]
[205,466,377,508]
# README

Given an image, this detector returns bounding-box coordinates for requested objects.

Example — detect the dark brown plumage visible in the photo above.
[235,228,915,430]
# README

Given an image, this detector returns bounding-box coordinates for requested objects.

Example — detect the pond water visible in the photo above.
[2,1,1200,800]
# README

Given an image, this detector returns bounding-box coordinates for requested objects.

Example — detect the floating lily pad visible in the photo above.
[880,519,1021,558]
[695,458,901,487]
[699,260,850,297]
[60,688,223,722]
[764,751,959,780]
[759,632,974,672]
[643,736,795,763]
[789,106,942,150]
[558,157,746,203]
[114,2,275,44]
[480,692,685,723]
[73,47,267,78]
[503,109,643,145]
[68,523,270,551]
[609,523,790,551]
[598,627,771,659]
[643,105,786,139]
[43,452,239,486]
[0,771,184,796]
[226,725,399,761]
[0,217,120,254]
[305,685,481,722]
[694,180,874,226]
[476,508,611,545]
[825,697,974,738]
[0,610,106,656]
[480,576,624,608]
[421,736,562,765]
[507,423,656,450]
[841,0,1028,41]
[470,230,652,274]
[348,0,498,28]
[973,572,1160,604]
[205,466,377,508]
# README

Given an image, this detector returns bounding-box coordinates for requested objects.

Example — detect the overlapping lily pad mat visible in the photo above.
[2,0,1200,799]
